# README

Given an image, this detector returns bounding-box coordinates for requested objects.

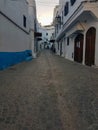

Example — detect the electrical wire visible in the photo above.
[36,1,58,5]
[36,1,59,6]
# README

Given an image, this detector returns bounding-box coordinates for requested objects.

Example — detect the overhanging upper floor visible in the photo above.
[55,1,98,41]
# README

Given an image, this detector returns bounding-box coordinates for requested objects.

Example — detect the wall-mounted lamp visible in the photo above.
[55,15,63,25]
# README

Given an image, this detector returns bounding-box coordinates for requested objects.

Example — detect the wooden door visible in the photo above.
[85,27,96,66]
[74,34,84,63]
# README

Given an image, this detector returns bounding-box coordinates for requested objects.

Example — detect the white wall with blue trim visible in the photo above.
[0,0,37,70]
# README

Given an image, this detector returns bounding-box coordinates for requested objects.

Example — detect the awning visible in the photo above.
[34,32,42,37]
[49,39,55,43]
[66,22,85,37]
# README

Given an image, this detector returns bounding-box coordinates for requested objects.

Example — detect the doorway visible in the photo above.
[74,34,84,63]
[85,27,96,66]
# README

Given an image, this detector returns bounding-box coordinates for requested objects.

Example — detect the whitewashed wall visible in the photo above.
[0,0,29,32]
[45,27,54,41]
[0,13,30,52]
[54,0,98,66]
[65,37,75,61]
[65,21,98,66]
[0,0,37,69]
[27,0,37,57]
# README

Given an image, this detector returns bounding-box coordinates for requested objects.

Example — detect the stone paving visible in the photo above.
[0,50,98,130]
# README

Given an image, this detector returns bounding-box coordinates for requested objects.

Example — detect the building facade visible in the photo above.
[28,0,37,58]
[36,24,55,50]
[54,0,98,67]
[0,0,37,70]
[43,25,55,49]
[35,22,45,51]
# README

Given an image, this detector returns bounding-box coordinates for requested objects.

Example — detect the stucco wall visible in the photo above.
[0,0,29,32]
[55,1,98,66]
[0,11,31,70]
[0,13,30,52]
[64,20,98,66]
[65,37,74,61]
[0,0,37,69]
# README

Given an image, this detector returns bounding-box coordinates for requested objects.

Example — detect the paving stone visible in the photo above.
[0,50,98,130]
[88,124,98,130]
[0,117,5,123]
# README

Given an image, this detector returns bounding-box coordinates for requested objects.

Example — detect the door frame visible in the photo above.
[85,27,96,66]
[74,33,84,63]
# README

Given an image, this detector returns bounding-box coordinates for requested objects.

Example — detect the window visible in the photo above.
[67,37,69,46]
[46,33,48,36]
[23,15,26,28]
[70,0,76,6]
[64,2,69,16]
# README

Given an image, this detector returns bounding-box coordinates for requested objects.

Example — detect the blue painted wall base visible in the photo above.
[0,50,33,70]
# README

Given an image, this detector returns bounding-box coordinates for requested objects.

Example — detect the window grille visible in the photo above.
[64,2,69,16]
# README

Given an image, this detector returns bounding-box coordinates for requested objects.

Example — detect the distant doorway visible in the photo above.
[74,34,84,63]
[60,42,62,56]
[85,27,96,66]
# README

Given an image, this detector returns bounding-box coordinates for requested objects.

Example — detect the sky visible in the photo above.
[36,0,59,26]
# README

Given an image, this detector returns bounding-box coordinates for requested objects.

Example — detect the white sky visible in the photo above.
[36,0,59,26]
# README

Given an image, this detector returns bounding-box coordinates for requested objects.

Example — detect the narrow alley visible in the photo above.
[0,50,98,130]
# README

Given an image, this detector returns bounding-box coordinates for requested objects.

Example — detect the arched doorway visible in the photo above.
[85,27,96,66]
[74,34,84,63]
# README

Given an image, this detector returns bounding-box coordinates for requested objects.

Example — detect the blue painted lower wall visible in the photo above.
[0,50,33,70]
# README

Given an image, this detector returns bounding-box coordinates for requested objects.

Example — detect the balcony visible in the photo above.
[56,0,98,41]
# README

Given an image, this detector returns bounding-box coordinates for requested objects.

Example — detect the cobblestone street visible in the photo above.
[0,50,98,130]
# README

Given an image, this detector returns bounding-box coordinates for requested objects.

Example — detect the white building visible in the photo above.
[54,0,98,67]
[28,0,37,58]
[53,5,60,53]
[0,0,37,70]
[35,22,45,51]
[36,24,55,50]
[43,25,55,49]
